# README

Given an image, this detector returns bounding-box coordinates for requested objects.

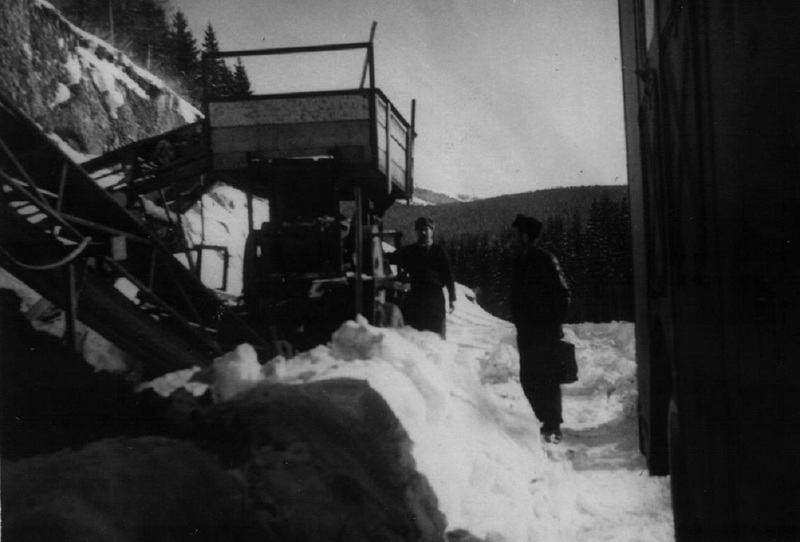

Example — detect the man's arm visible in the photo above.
[545,252,570,323]
[438,245,457,312]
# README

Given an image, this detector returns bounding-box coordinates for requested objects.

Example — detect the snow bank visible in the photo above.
[162,284,672,541]
[562,322,638,430]
[4,246,670,541]
[209,315,550,540]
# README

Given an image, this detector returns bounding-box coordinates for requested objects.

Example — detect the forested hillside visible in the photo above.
[385,185,626,241]
[385,186,634,323]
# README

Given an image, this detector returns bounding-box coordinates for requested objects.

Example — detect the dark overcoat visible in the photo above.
[511,246,570,378]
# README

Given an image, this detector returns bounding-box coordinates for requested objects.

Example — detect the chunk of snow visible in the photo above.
[85,53,128,119]
[136,367,208,398]
[211,343,263,402]
[63,53,82,86]
[51,82,71,106]
[45,132,95,163]
[113,277,139,303]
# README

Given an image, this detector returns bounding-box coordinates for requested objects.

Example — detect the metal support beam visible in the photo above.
[360,22,378,89]
[354,186,364,317]
[65,262,79,352]
[384,99,391,195]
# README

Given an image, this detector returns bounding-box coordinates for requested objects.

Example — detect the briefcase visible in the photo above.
[557,340,578,384]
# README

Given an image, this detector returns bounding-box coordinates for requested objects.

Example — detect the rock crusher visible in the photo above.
[202,37,417,351]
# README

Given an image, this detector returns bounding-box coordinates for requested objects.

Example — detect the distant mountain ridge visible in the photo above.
[409,187,478,205]
[385,185,628,243]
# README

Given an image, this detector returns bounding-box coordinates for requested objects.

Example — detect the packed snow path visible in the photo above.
[448,287,673,541]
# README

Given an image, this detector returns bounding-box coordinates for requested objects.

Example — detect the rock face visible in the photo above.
[1,436,251,542]
[1,378,446,541]
[201,379,447,541]
[0,0,199,157]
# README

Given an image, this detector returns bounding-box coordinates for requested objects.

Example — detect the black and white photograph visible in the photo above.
[2,1,799,540]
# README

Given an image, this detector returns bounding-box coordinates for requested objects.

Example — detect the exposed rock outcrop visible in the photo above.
[0,0,199,158]
[1,379,447,542]
[200,379,447,541]
[1,436,251,542]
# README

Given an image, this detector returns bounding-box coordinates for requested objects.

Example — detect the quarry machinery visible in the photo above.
[0,34,415,377]
[618,1,800,539]
[200,37,416,350]
[0,94,264,378]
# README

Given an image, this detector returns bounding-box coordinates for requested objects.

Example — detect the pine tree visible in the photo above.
[170,10,199,99]
[130,0,171,71]
[566,211,585,321]
[231,57,253,97]
[200,23,231,98]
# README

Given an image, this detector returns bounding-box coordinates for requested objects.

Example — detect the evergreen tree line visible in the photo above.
[440,193,634,323]
[53,0,252,103]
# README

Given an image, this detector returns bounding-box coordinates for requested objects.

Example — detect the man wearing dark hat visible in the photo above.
[398,216,456,338]
[511,214,570,443]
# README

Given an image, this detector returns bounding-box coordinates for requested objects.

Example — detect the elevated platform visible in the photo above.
[207,88,413,201]
[203,41,415,206]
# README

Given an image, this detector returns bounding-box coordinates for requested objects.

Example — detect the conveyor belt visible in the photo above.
[0,94,264,378]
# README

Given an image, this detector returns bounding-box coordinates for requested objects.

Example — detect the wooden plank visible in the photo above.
[377,153,407,181]
[376,129,408,170]
[213,152,248,170]
[210,120,371,155]
[359,22,378,89]
[375,106,409,149]
[384,100,391,195]
[204,41,370,60]
[208,95,370,127]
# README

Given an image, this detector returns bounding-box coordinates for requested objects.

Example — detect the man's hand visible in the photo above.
[449,300,456,314]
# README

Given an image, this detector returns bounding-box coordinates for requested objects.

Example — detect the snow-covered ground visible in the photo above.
[164,283,674,541]
[2,243,674,540]
[5,5,673,537]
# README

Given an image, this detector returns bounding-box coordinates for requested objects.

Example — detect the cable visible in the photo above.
[0,236,92,270]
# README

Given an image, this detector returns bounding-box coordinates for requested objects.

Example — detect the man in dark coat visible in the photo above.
[399,217,456,338]
[510,214,570,443]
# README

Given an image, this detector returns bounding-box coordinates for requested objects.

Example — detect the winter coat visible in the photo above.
[398,243,456,336]
[511,246,570,341]
[399,243,456,302]
[512,245,570,379]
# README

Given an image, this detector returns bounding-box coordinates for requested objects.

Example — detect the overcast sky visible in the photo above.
[172,0,626,198]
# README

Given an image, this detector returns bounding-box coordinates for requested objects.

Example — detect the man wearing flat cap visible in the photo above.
[398,216,456,338]
[511,214,571,443]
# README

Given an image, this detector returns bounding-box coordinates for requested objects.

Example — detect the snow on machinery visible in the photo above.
[618,1,800,540]
[0,94,263,378]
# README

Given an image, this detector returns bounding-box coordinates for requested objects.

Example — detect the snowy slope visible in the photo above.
[2,0,201,162]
